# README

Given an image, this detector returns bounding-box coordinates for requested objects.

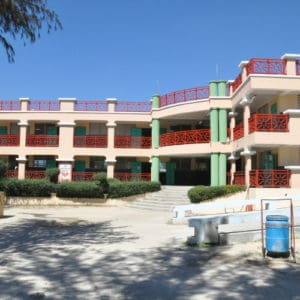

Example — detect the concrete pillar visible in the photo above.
[218,108,227,143]
[243,104,251,135]
[57,160,73,182]
[217,81,227,96]
[19,98,29,111]
[281,54,300,76]
[58,98,76,111]
[16,157,27,179]
[17,121,28,148]
[106,160,116,178]
[244,155,252,187]
[219,153,227,186]
[152,94,160,109]
[210,109,219,142]
[106,98,117,112]
[210,153,219,186]
[230,160,236,185]
[151,119,160,148]
[57,122,75,154]
[209,81,218,97]
[229,112,237,142]
[151,156,160,182]
[106,122,116,149]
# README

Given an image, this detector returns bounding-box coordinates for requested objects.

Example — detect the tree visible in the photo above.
[0,0,62,62]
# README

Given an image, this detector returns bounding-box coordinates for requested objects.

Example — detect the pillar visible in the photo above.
[209,81,218,97]
[229,112,237,142]
[210,153,219,186]
[57,122,75,153]
[106,160,116,179]
[243,104,251,136]
[16,157,26,179]
[218,108,227,143]
[58,98,76,111]
[17,121,28,148]
[151,156,160,182]
[228,154,237,185]
[151,119,160,148]
[152,94,160,109]
[19,98,29,111]
[106,122,116,149]
[217,81,227,97]
[219,153,227,185]
[244,155,252,187]
[106,98,117,112]
[210,109,218,142]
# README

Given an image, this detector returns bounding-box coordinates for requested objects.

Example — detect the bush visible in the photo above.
[92,172,109,194]
[107,178,121,185]
[188,185,246,203]
[0,179,9,191]
[0,160,8,179]
[5,179,55,197]
[46,168,60,183]
[109,181,161,198]
[56,181,103,198]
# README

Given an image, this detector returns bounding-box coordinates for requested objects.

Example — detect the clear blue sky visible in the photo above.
[1,0,300,100]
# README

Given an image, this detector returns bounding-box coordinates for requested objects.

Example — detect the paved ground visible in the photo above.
[0,206,300,300]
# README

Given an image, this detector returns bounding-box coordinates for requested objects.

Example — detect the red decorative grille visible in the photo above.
[250,170,290,188]
[6,170,17,178]
[74,136,108,148]
[75,101,108,111]
[231,73,242,93]
[115,136,151,148]
[115,101,152,112]
[160,86,209,107]
[233,123,244,140]
[29,101,60,111]
[72,172,96,181]
[296,60,300,75]
[25,170,46,179]
[0,135,20,146]
[114,172,151,181]
[0,100,21,111]
[246,58,286,75]
[160,129,210,146]
[248,114,289,133]
[233,171,245,185]
[26,135,59,147]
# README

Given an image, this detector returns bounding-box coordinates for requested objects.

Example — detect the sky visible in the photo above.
[1,0,300,101]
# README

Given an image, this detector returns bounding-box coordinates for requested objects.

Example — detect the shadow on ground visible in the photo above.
[0,217,299,300]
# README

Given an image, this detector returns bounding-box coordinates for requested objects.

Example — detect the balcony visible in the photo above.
[26,135,59,147]
[233,171,245,185]
[74,136,107,148]
[114,172,151,181]
[25,170,46,179]
[249,114,289,133]
[5,170,17,178]
[0,100,21,111]
[72,171,96,181]
[115,101,152,112]
[160,129,210,147]
[115,136,151,148]
[29,100,60,111]
[75,101,108,111]
[0,135,20,146]
[233,123,244,140]
[246,58,286,75]
[231,73,242,93]
[250,170,290,188]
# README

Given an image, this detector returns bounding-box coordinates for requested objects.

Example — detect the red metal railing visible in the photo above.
[26,135,59,147]
[231,72,242,93]
[0,100,21,111]
[75,101,108,111]
[249,114,289,133]
[233,171,245,185]
[115,101,152,112]
[250,170,290,188]
[160,129,210,147]
[160,86,209,107]
[29,101,60,111]
[233,123,244,140]
[72,172,96,181]
[114,172,151,181]
[0,135,20,146]
[246,58,286,75]
[296,60,300,75]
[74,136,107,148]
[25,170,46,179]
[115,136,151,148]
[6,170,17,178]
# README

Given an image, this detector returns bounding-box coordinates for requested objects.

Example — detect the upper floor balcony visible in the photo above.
[115,136,151,148]
[0,135,20,146]
[26,135,59,147]
[73,136,108,148]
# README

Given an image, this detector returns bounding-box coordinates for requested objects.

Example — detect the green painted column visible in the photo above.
[210,153,219,186]
[219,153,227,186]
[210,109,219,142]
[217,81,227,96]
[218,108,227,143]
[151,156,160,182]
[152,119,160,148]
[209,81,218,97]
[152,94,160,109]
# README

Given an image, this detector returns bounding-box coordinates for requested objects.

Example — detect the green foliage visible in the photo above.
[56,181,103,198]
[5,179,54,197]
[109,181,161,198]
[0,179,9,191]
[107,178,121,185]
[92,172,109,194]
[46,167,60,183]
[188,185,246,203]
[0,0,62,62]
[0,160,8,179]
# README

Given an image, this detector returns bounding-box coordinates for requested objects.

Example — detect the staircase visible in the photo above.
[125,185,192,212]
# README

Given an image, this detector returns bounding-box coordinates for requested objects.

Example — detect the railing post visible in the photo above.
[16,157,27,180]
[58,98,76,111]
[19,98,30,111]
[281,54,300,75]
[106,98,117,112]
[239,60,249,81]
[241,148,256,187]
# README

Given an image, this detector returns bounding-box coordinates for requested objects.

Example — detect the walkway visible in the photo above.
[0,206,299,299]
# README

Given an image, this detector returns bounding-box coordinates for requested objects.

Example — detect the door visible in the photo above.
[74,160,86,172]
[75,126,86,136]
[166,162,176,185]
[271,103,278,114]
[47,125,58,136]
[46,159,56,169]
[262,152,274,170]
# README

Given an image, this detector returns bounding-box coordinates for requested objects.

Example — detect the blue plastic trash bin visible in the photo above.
[266,215,289,254]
